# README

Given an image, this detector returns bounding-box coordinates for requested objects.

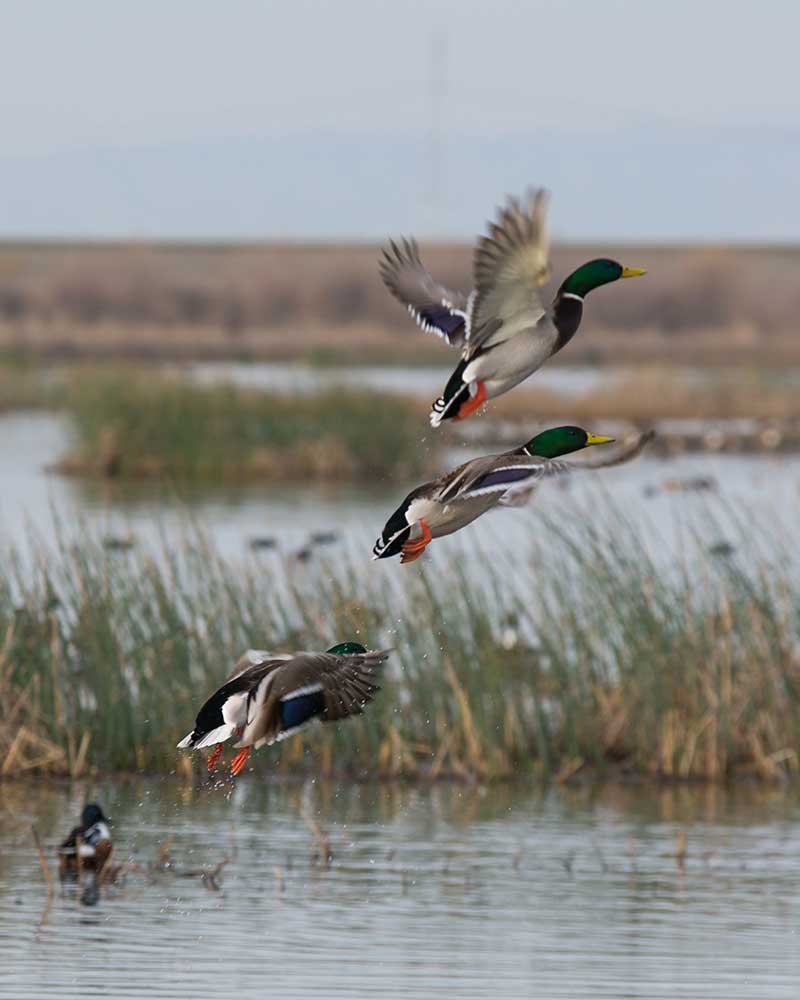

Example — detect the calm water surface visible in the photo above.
[1,779,798,1000]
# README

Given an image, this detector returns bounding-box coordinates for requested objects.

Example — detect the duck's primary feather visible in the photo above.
[379,237,468,346]
[466,188,550,356]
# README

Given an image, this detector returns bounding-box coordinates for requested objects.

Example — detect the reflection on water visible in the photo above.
[1,778,799,1000]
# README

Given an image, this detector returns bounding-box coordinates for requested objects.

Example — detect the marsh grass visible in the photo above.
[0,361,65,412]
[493,366,800,423]
[54,372,434,481]
[2,510,799,783]
[3,242,800,369]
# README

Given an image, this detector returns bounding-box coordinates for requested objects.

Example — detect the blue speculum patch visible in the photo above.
[421,306,463,336]
[475,467,532,490]
[280,690,326,729]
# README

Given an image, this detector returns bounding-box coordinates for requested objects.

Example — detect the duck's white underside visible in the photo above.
[463,320,558,398]
[405,494,499,541]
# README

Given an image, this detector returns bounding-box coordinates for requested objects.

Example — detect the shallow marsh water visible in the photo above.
[1,365,799,998]
[2,779,799,1000]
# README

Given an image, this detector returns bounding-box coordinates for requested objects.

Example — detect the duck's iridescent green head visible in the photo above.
[560,258,646,299]
[327,641,367,655]
[523,426,615,459]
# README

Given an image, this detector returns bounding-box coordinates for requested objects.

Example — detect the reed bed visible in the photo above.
[1,511,798,783]
[0,361,65,412]
[54,372,433,481]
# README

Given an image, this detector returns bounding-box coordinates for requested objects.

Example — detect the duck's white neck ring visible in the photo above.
[560,292,584,302]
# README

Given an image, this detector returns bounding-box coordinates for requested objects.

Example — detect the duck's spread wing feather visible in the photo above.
[446,454,550,502]
[224,649,291,682]
[434,454,512,504]
[465,188,550,358]
[538,430,656,477]
[495,431,655,507]
[379,238,468,347]
[257,650,390,740]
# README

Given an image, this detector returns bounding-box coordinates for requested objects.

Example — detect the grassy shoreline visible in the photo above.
[51,372,437,481]
[2,513,798,784]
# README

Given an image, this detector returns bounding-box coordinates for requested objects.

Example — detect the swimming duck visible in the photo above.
[379,189,646,426]
[177,642,389,775]
[57,803,113,877]
[372,426,653,563]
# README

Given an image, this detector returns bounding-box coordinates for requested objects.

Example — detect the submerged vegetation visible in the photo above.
[54,372,433,481]
[1,511,798,783]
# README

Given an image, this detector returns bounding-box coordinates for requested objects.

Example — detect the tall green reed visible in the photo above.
[57,372,432,481]
[1,509,798,782]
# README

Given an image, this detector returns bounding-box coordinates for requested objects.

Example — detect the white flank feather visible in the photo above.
[463,289,477,342]
[281,682,324,701]
[245,648,271,664]
[193,724,237,749]
[267,719,319,746]
[222,691,249,727]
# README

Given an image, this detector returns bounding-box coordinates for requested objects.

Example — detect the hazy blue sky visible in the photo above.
[1,0,799,240]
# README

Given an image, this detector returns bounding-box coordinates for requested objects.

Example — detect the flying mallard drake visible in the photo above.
[379,189,646,426]
[372,426,653,563]
[177,643,388,775]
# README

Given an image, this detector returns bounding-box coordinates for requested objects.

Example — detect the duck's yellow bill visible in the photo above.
[621,266,647,278]
[585,433,615,446]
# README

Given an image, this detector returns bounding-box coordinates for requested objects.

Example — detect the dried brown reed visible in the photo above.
[0,511,798,785]
[1,241,800,365]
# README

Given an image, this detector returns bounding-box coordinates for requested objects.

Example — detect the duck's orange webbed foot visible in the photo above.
[230,746,251,776]
[400,519,432,564]
[207,743,224,772]
[455,380,487,420]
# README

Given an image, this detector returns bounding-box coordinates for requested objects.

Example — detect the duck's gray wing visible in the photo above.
[495,431,656,505]
[444,431,654,504]
[465,188,550,358]
[246,650,391,745]
[441,453,550,502]
[539,430,656,474]
[379,238,468,347]
[223,649,292,683]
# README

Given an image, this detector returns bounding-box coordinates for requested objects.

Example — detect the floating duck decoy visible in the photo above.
[177,642,389,775]
[708,540,736,558]
[249,536,278,551]
[309,530,340,547]
[373,427,653,563]
[57,803,113,878]
[379,189,645,426]
[661,477,717,493]
[102,535,135,552]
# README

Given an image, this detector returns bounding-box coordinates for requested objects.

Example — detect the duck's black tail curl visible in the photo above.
[430,359,470,427]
